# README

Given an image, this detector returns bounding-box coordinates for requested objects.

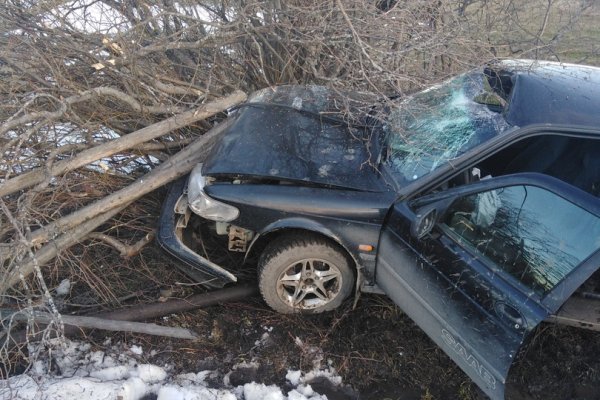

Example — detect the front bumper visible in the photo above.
[157,177,237,289]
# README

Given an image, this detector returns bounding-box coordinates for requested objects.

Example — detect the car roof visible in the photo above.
[491,60,600,129]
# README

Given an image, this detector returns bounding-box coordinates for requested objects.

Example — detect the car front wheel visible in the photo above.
[258,234,354,314]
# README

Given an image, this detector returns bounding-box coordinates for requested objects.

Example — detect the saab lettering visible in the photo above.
[441,329,496,389]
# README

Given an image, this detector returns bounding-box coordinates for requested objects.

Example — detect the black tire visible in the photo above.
[258,234,354,314]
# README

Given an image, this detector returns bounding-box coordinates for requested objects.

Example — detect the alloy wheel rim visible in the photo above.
[276,258,343,310]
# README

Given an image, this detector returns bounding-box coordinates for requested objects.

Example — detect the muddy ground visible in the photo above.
[14,244,600,400]
[146,294,600,400]
[81,286,600,398]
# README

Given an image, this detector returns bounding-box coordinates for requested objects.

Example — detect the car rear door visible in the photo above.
[375,173,600,400]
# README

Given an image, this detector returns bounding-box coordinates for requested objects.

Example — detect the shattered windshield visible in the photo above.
[384,72,512,185]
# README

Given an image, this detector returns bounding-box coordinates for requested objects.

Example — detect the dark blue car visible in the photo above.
[159,60,600,400]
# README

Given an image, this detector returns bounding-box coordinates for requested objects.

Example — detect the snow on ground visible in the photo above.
[0,338,343,400]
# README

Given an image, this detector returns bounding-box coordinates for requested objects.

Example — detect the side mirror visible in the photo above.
[410,206,438,239]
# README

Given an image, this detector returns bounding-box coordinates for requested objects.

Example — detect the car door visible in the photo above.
[375,173,600,400]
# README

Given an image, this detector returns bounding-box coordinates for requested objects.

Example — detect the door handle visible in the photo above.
[495,302,526,330]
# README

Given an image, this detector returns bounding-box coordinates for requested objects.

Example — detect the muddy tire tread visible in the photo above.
[258,233,354,314]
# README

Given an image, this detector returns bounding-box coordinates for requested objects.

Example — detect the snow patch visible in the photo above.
[135,364,168,383]
[286,370,302,386]
[287,368,342,387]
[295,384,315,397]
[175,371,212,385]
[55,279,71,296]
[90,365,130,381]
[243,382,285,400]
[1,338,345,400]
[119,377,153,399]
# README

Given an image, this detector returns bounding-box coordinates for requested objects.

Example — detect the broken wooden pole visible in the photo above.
[6,311,199,340]
[1,207,125,296]
[2,284,258,347]
[92,284,258,321]
[27,118,231,246]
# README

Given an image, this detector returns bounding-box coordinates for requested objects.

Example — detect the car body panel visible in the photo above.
[501,61,600,127]
[203,86,387,192]
[376,228,522,400]
[376,173,600,400]
[205,184,393,226]
[206,183,395,283]
[157,177,237,288]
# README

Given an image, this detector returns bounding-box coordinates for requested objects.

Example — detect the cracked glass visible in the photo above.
[385,72,512,185]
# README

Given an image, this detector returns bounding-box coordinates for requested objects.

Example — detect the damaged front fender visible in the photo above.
[157,177,237,289]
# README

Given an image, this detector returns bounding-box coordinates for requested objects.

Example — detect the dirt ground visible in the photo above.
[12,243,600,400]
[159,295,600,400]
[124,241,600,400]
[85,285,600,399]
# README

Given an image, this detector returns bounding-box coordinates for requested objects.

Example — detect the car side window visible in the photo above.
[442,185,600,295]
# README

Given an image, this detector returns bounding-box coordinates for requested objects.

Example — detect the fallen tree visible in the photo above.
[0,91,246,199]
[0,92,245,296]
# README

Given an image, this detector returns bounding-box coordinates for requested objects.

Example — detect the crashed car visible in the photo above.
[158,60,600,400]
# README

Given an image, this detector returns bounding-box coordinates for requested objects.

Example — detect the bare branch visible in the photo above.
[1,119,232,294]
[0,91,246,197]
[66,87,187,114]
[86,231,155,258]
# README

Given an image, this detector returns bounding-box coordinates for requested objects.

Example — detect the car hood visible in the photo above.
[202,85,390,192]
